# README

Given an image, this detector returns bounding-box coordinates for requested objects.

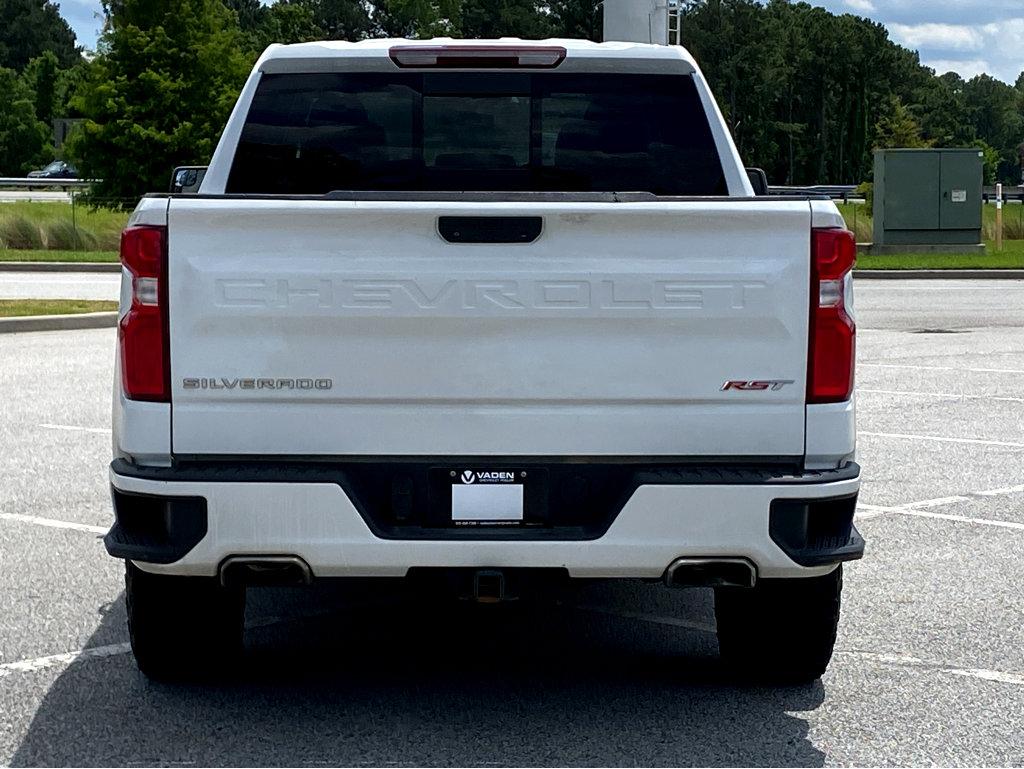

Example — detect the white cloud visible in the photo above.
[815,1,1023,83]
[889,22,985,52]
[906,18,1024,82]
[844,0,877,12]
[927,58,992,80]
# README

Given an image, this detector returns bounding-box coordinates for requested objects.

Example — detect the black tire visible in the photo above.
[125,562,245,681]
[714,565,842,684]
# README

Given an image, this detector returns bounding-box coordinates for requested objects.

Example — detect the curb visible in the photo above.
[855,269,1024,280]
[0,311,118,333]
[0,261,119,273]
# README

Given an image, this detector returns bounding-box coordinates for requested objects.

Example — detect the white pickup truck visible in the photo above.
[106,38,863,682]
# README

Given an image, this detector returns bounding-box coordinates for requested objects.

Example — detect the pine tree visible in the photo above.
[0,0,80,70]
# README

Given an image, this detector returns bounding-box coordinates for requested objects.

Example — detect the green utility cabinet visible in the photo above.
[872,149,984,253]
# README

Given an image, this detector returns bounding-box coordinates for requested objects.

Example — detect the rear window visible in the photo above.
[226,72,726,196]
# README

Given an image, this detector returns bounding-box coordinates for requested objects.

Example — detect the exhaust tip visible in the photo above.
[219,555,312,587]
[664,558,756,589]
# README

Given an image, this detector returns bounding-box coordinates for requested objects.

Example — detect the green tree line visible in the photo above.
[1,0,1022,200]
[679,0,1024,186]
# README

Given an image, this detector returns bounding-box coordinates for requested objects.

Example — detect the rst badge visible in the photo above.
[721,380,794,392]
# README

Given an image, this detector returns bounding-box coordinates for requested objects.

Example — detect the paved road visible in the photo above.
[855,277,1024,330]
[1,280,1022,765]
[0,191,72,203]
[0,271,120,301]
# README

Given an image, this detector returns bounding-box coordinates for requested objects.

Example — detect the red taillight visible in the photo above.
[389,45,566,69]
[119,225,169,402]
[808,227,856,404]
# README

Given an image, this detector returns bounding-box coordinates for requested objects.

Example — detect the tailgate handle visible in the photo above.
[438,216,542,244]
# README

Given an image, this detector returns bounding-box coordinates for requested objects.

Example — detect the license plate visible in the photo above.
[451,469,524,524]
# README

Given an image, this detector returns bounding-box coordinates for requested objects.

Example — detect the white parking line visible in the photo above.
[860,431,1024,449]
[835,651,1024,687]
[0,610,391,680]
[856,483,1024,530]
[860,362,1024,375]
[0,643,131,679]
[855,503,901,520]
[0,513,106,535]
[976,484,1024,497]
[908,495,972,509]
[894,508,1024,531]
[859,388,1024,404]
[40,423,108,434]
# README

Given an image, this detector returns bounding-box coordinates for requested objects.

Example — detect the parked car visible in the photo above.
[107,38,863,684]
[27,160,78,179]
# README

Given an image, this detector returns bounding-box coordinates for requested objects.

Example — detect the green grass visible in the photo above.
[856,240,1024,270]
[838,202,1024,242]
[0,202,128,252]
[0,299,118,317]
[837,202,1024,268]
[0,249,118,262]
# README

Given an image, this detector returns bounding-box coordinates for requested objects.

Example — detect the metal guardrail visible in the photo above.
[0,177,93,189]
[983,186,1024,203]
[769,183,1024,203]
[769,184,859,198]
[769,185,863,202]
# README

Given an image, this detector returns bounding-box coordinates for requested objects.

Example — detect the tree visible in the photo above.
[0,0,80,69]
[21,49,59,126]
[962,74,1023,180]
[276,0,372,41]
[224,0,267,33]
[0,66,50,174]
[873,96,931,149]
[53,58,92,120]
[549,0,602,40]
[676,0,1012,184]
[458,0,553,38]
[67,0,250,203]
[372,0,460,38]
[975,140,1000,185]
[257,2,325,46]
[915,72,974,147]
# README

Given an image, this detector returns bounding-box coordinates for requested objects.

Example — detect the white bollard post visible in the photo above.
[996,182,1003,253]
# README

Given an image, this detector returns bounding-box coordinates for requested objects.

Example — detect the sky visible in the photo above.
[55,0,1024,85]
[812,0,1023,84]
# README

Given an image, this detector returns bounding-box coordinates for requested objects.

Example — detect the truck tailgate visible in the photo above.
[167,198,811,457]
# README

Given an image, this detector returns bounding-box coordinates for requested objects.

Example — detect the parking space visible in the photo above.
[1,280,1023,765]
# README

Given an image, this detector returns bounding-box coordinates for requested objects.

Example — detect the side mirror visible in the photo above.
[745,167,769,196]
[170,166,207,193]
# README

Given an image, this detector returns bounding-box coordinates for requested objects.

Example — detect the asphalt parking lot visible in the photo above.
[1,278,1022,766]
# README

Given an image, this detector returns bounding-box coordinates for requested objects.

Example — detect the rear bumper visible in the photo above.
[107,460,862,580]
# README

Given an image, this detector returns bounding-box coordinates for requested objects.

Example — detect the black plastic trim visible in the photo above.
[104,487,208,564]
[769,492,865,567]
[112,458,858,485]
[438,216,542,243]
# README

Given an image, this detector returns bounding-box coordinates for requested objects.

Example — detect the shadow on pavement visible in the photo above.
[11,579,826,766]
